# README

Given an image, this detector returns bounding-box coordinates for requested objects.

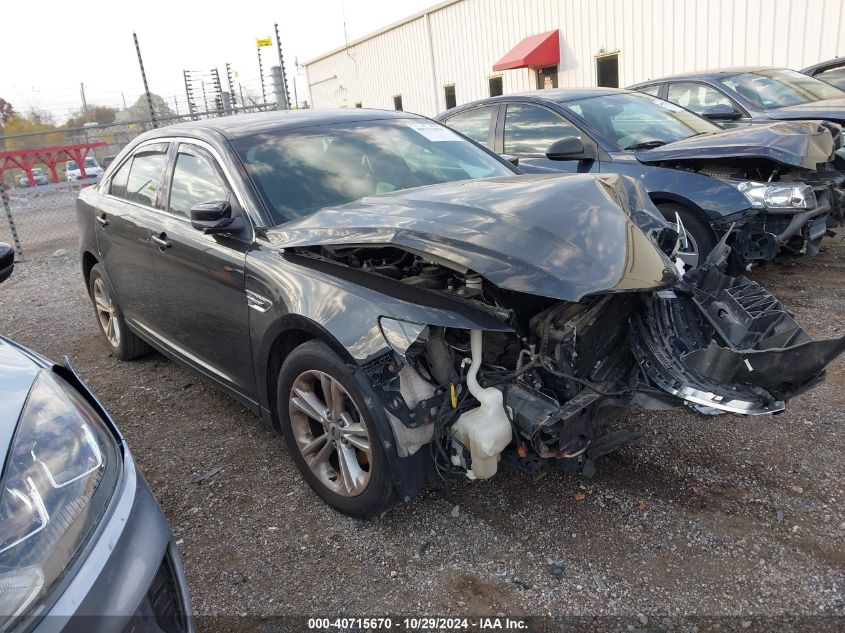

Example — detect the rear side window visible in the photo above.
[168,147,229,218]
[504,103,580,156]
[446,106,495,146]
[109,158,131,198]
[637,84,661,97]
[667,82,735,115]
[113,144,169,207]
[815,66,845,90]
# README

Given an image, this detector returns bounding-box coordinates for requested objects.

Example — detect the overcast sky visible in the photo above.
[0,0,433,121]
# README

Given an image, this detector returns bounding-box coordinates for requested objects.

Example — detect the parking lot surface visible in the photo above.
[1,238,844,625]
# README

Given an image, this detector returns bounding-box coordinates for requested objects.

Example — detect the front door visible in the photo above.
[666,81,753,129]
[500,102,600,174]
[148,142,256,401]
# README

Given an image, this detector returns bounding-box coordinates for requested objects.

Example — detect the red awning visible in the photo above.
[492,30,560,72]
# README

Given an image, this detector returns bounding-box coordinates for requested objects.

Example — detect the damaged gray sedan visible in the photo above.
[76,110,845,517]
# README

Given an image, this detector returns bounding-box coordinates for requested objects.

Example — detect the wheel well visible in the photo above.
[266,328,315,428]
[650,196,707,222]
[81,251,99,292]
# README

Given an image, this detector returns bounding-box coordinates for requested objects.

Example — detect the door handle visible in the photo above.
[151,233,172,249]
[95,214,109,226]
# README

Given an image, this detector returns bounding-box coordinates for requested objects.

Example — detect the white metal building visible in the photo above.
[304,0,845,117]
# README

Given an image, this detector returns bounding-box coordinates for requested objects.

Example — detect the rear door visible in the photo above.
[95,142,170,328]
[442,105,498,148]
[148,141,256,401]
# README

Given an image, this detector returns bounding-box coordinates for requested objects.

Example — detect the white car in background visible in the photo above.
[66,157,103,182]
[18,167,50,187]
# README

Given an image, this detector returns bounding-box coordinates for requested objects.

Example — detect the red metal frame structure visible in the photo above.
[0,142,106,186]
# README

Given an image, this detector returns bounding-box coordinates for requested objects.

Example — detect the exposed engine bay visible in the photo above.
[295,241,845,482]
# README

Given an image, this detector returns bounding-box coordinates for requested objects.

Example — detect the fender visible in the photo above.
[609,161,753,221]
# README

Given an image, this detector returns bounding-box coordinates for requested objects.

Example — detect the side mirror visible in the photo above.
[0,243,14,284]
[701,104,742,121]
[499,153,519,167]
[191,200,235,233]
[546,136,590,161]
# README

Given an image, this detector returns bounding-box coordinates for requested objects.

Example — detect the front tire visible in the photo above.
[657,203,718,269]
[88,264,152,360]
[277,340,396,518]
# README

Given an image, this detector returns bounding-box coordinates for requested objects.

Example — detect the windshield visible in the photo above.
[84,158,97,167]
[67,161,78,170]
[720,68,845,109]
[232,118,515,226]
[562,92,719,150]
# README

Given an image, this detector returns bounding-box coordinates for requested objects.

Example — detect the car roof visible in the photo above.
[632,66,785,85]
[445,87,633,113]
[145,108,424,140]
[801,57,845,75]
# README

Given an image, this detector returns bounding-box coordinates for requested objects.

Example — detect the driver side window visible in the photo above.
[168,146,230,218]
[504,104,580,156]
[667,82,735,115]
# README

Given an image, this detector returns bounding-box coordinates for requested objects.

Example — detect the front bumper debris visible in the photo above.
[632,264,845,414]
[719,187,835,263]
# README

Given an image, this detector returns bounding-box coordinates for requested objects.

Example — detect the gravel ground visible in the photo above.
[1,238,844,629]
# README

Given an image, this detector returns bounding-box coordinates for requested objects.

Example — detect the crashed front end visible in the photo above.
[277,173,845,483]
[368,265,845,481]
[712,171,844,261]
[639,120,845,264]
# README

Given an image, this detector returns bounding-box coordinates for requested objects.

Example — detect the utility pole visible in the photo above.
[133,31,157,127]
[293,57,301,109]
[257,47,267,106]
[273,22,290,109]
[210,68,224,116]
[80,82,88,119]
[200,79,208,114]
[225,62,238,113]
[183,70,197,120]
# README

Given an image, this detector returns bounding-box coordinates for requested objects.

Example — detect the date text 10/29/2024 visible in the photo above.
[307,617,529,630]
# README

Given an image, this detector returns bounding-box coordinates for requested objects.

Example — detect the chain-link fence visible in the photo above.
[0,103,277,260]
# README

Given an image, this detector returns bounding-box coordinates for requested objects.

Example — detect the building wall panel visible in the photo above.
[306,0,845,118]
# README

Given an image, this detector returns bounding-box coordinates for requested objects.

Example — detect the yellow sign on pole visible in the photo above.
[256,37,272,48]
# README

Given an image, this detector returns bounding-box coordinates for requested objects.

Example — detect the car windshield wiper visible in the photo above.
[624,140,669,150]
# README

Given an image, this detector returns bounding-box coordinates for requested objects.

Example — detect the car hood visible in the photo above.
[267,173,677,303]
[635,120,835,169]
[0,338,43,468]
[768,97,845,122]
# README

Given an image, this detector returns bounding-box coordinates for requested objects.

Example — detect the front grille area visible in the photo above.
[123,551,188,633]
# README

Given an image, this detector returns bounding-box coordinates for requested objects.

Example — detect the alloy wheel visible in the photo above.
[288,370,372,497]
[93,278,121,348]
[676,231,700,269]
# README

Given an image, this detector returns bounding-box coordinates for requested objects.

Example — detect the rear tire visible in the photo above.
[657,203,718,269]
[88,264,152,361]
[277,340,396,518]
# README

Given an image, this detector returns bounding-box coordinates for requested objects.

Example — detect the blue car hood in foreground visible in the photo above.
[268,173,678,302]
[636,120,835,170]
